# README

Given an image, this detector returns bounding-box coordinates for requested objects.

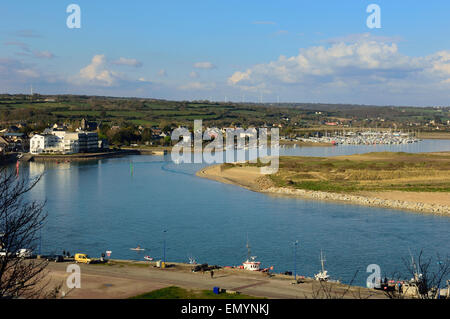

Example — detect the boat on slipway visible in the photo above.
[314,250,330,281]
[314,250,340,283]
[242,238,261,271]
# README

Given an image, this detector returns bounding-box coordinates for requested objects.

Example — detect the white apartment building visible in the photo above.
[30,132,80,155]
[30,134,58,154]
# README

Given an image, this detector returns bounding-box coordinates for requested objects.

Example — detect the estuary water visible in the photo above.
[21,139,450,286]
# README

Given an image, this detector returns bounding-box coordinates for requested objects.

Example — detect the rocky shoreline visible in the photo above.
[261,186,450,216]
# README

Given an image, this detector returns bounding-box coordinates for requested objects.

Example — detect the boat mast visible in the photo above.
[320,250,326,273]
[246,234,251,261]
[408,249,419,281]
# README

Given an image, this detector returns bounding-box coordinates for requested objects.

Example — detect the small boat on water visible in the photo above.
[144,256,153,261]
[130,245,145,251]
[242,238,261,271]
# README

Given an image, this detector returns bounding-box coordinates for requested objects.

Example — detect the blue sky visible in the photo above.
[1,1,449,105]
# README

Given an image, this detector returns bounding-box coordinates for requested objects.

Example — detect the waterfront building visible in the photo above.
[77,131,99,152]
[30,134,61,154]
[30,130,98,154]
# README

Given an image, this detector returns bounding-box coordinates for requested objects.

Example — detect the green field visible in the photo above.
[130,286,262,299]
[1,94,449,132]
[0,95,294,128]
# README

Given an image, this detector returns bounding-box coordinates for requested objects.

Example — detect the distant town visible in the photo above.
[0,94,449,160]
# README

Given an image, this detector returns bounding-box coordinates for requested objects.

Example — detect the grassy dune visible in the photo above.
[265,152,450,193]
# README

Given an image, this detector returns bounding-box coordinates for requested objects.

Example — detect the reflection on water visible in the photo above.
[20,139,450,286]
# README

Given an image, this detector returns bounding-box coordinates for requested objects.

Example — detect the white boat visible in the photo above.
[243,256,261,271]
[144,256,153,261]
[242,238,261,271]
[314,250,330,281]
[130,246,145,251]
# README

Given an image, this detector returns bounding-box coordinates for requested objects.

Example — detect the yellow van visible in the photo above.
[75,253,92,264]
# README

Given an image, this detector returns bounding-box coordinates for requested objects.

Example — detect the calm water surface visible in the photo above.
[21,139,450,286]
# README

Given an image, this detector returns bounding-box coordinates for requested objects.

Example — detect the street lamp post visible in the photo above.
[39,222,43,256]
[293,240,299,282]
[163,230,167,264]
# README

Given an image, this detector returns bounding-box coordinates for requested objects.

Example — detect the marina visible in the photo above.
[297,130,420,145]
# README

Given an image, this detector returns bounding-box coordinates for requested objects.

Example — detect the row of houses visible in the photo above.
[0,132,28,153]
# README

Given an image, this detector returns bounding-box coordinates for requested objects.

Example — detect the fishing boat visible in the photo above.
[242,238,261,271]
[314,250,330,282]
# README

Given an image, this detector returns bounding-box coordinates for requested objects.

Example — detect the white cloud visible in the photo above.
[193,61,216,69]
[428,51,450,76]
[77,54,118,86]
[228,36,450,102]
[112,57,142,67]
[138,77,151,83]
[228,70,252,85]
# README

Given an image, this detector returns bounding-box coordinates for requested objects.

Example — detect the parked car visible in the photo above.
[0,250,13,258]
[74,253,92,264]
[16,248,33,258]
[44,254,64,262]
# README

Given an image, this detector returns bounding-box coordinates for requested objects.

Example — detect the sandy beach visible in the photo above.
[196,165,450,216]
